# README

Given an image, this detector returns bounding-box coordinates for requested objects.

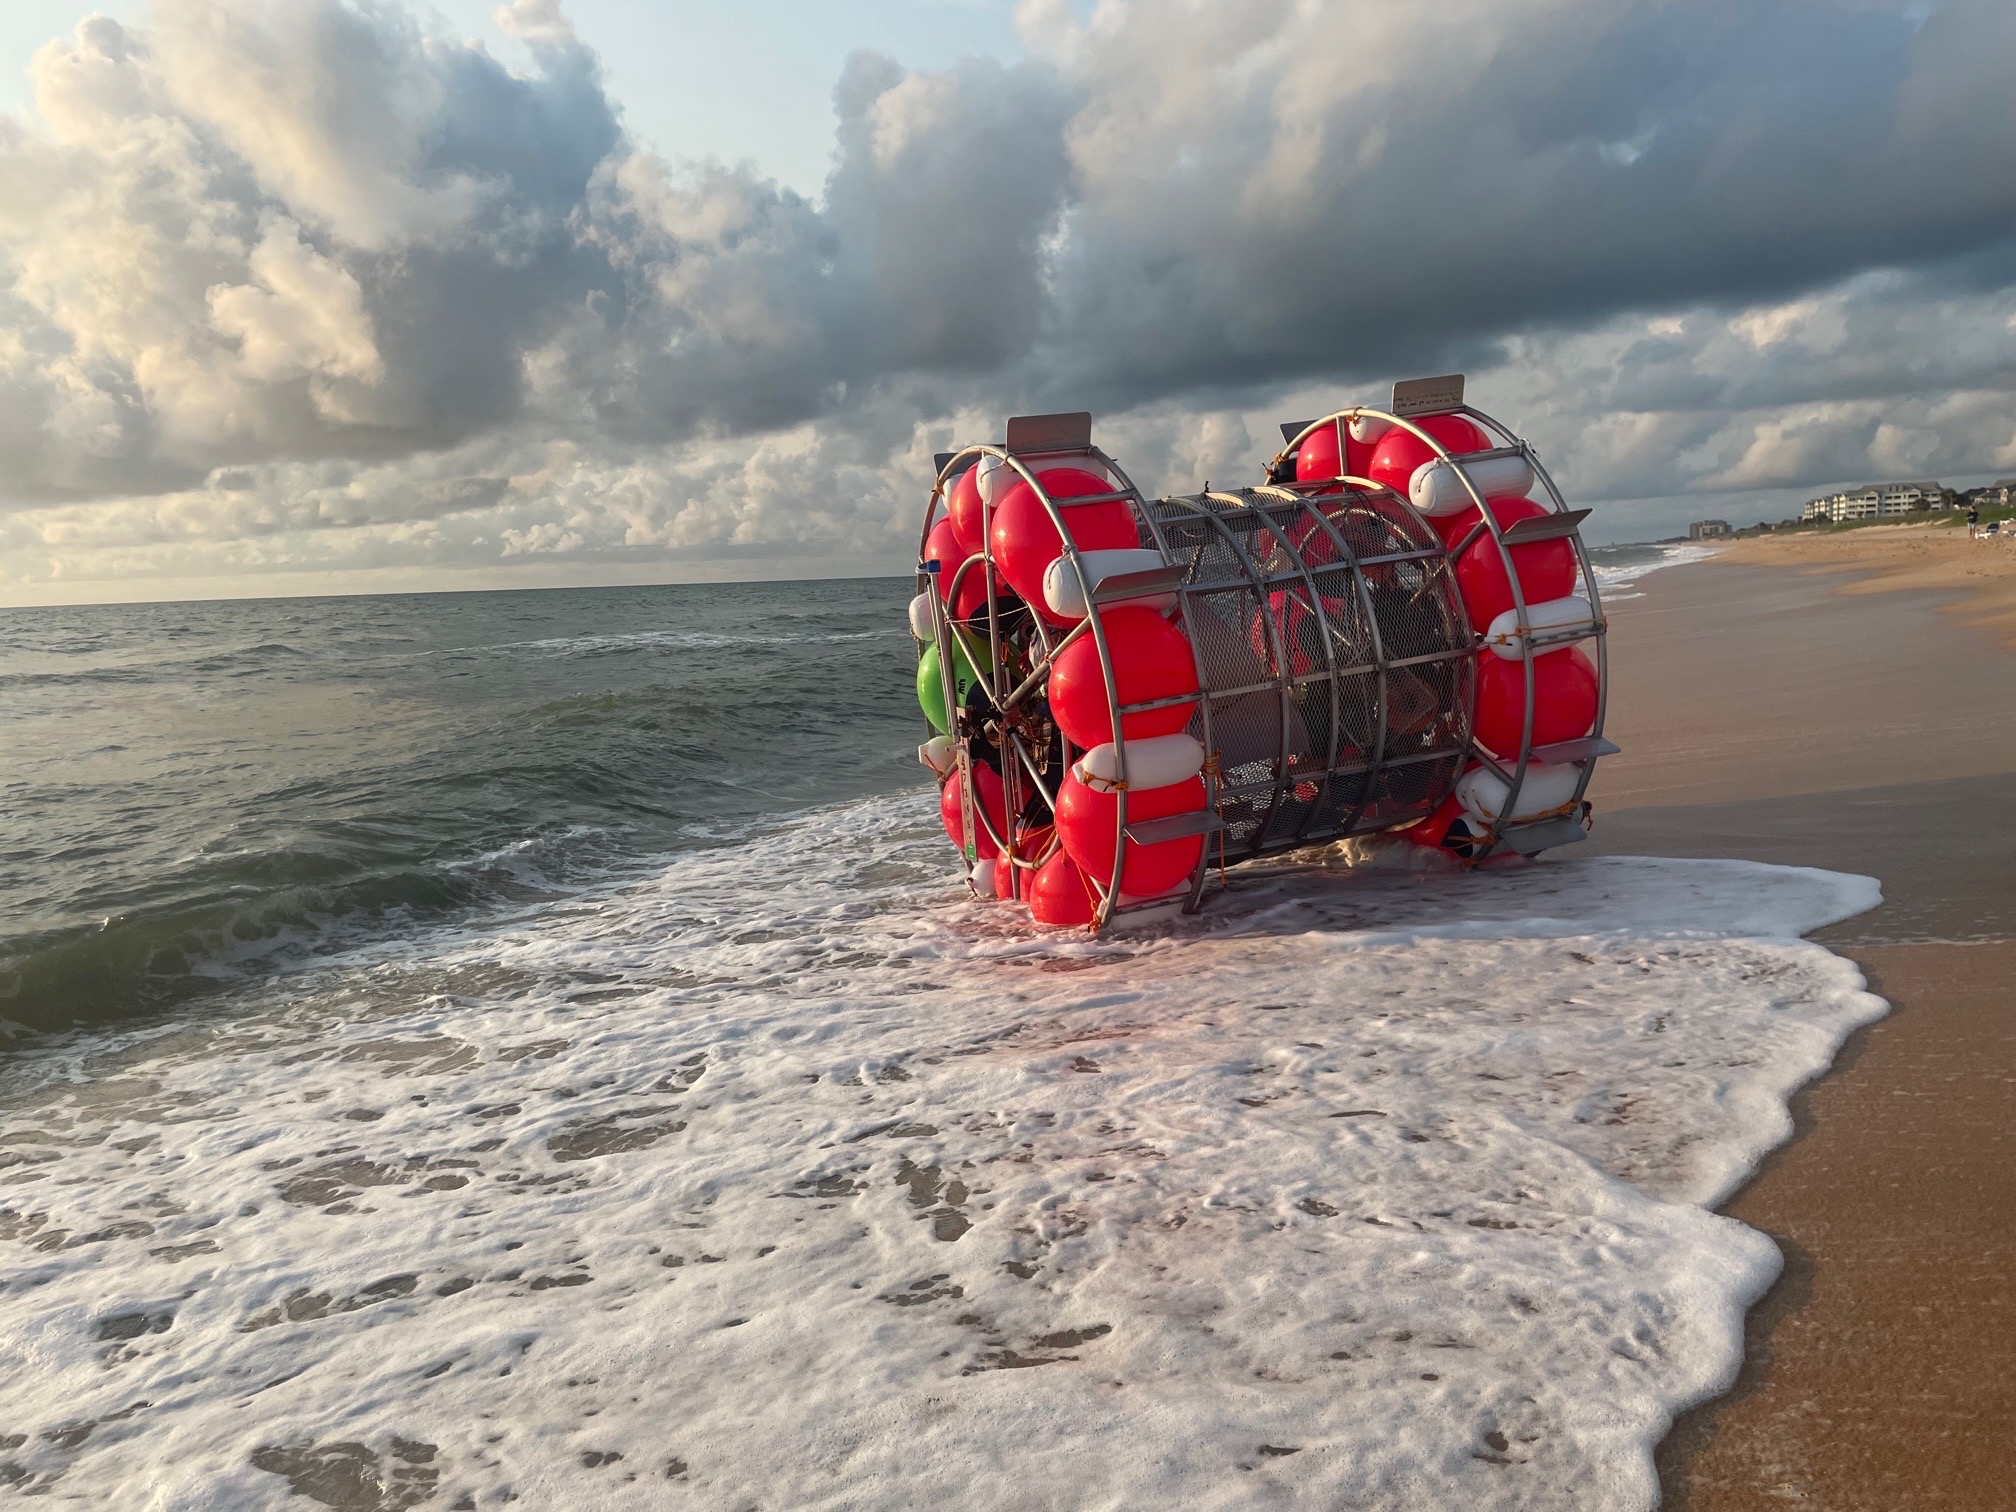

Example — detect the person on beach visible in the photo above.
[1968,501,1980,537]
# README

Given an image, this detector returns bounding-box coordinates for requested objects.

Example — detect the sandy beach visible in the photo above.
[1589,539,2016,1507]
[1715,520,2016,648]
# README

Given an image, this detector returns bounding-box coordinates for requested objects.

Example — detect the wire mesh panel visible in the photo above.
[1134,485,1473,864]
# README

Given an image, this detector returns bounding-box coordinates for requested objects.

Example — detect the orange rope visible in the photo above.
[1204,750,1228,887]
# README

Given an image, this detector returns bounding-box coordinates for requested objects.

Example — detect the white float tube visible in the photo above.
[1071,733,1205,794]
[1348,413,1393,447]
[1042,548,1176,620]
[918,735,958,776]
[1455,761,1583,825]
[907,591,937,642]
[969,857,1000,899]
[1409,454,1537,516]
[1481,595,1596,660]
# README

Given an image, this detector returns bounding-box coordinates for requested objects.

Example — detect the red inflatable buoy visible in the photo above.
[947,466,986,555]
[1295,420,1377,487]
[1048,605,1200,748]
[1404,793,1492,860]
[925,515,989,622]
[1473,646,1598,756]
[1054,771,1206,897]
[1365,414,1487,498]
[1448,497,1577,631]
[989,468,1140,618]
[1029,850,1098,926]
[940,763,1008,859]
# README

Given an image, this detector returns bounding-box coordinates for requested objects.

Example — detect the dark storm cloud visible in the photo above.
[1028,0,2016,410]
[0,0,2012,593]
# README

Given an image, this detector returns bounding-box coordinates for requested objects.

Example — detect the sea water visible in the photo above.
[1586,541,1722,601]
[0,567,1879,1510]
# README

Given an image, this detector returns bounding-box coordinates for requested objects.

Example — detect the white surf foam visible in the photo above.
[1591,543,1721,602]
[0,795,1883,1509]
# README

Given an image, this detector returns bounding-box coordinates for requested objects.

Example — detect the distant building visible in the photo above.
[1970,479,2016,510]
[1688,519,1731,540]
[1798,481,1946,523]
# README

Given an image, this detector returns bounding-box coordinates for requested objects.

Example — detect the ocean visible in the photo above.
[0,541,1886,1510]
[0,580,920,1041]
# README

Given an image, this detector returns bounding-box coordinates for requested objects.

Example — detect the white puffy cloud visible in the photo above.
[0,0,2011,602]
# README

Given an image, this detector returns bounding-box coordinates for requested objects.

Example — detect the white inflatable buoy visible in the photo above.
[1455,761,1583,824]
[970,857,1000,899]
[908,590,937,642]
[1348,413,1393,447]
[1071,732,1206,793]
[1482,595,1595,660]
[1409,454,1536,516]
[918,735,958,776]
[1042,548,1175,620]
[974,454,1015,507]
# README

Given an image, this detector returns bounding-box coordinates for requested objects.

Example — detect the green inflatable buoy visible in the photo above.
[917,631,992,733]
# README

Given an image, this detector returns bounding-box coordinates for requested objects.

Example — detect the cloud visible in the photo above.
[0,0,2012,601]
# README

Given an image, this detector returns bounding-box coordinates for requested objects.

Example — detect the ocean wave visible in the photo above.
[0,583,923,1041]
[0,639,319,690]
[0,791,1883,1508]
[437,627,904,660]
[0,825,623,1041]
[1591,543,1721,601]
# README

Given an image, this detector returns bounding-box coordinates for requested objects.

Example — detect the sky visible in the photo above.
[0,0,2012,605]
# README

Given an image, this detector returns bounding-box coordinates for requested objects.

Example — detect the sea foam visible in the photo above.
[0,794,1882,1509]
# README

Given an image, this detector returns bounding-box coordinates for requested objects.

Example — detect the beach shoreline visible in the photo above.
[1589,550,2016,1508]
[1710,520,2016,648]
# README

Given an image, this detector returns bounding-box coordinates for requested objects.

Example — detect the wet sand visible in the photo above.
[1586,558,2016,1507]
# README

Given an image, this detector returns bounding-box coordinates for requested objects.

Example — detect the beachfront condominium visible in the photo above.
[1799,481,1951,523]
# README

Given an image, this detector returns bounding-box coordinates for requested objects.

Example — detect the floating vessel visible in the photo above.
[910,373,1614,929]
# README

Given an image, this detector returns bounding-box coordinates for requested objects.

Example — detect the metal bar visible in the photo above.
[1117,690,1203,716]
[1032,487,1138,509]
[1124,811,1229,846]
[1524,622,1603,653]
[1530,735,1620,765]
[1283,497,1358,842]
[1009,731,1059,851]
[1001,616,1091,711]
[1211,743,1471,795]
[1204,491,1297,855]
[1090,563,1188,604]
[1497,509,1592,546]
[1447,519,1489,561]
[1198,646,1476,704]
[1495,814,1587,855]
[1433,443,1527,466]
[1162,493,1292,865]
[1219,487,1343,846]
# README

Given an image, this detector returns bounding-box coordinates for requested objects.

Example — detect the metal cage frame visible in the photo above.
[1272,397,1614,855]
[916,386,1614,930]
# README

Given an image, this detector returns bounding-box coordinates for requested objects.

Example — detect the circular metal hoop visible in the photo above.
[1271,405,1612,852]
